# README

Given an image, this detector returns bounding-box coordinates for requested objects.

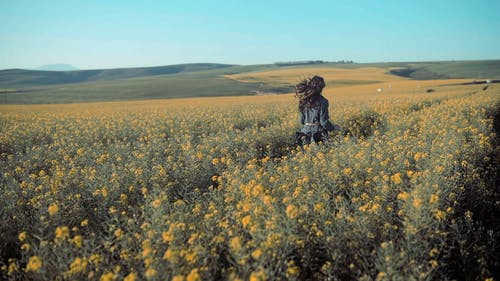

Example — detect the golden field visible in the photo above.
[1,67,499,280]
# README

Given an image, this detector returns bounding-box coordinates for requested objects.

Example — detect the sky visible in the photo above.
[1,0,500,70]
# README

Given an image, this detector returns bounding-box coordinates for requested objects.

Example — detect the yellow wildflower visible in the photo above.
[429,194,439,204]
[286,262,300,278]
[397,192,409,201]
[162,231,174,242]
[242,215,252,228]
[81,219,89,227]
[26,256,42,272]
[114,229,123,239]
[100,271,114,281]
[172,275,185,281]
[376,271,386,280]
[390,173,402,184]
[429,248,439,257]
[413,198,422,208]
[230,237,242,252]
[186,268,201,281]
[21,243,31,251]
[18,232,27,242]
[435,210,446,221]
[48,203,59,216]
[286,204,299,219]
[251,249,263,260]
[151,199,161,208]
[68,257,87,274]
[145,268,157,279]
[55,226,70,240]
[249,268,266,281]
[72,235,83,248]
[124,272,137,281]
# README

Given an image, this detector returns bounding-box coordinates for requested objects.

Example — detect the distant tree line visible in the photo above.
[274,60,354,66]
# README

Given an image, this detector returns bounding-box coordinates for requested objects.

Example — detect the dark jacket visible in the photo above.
[299,95,336,134]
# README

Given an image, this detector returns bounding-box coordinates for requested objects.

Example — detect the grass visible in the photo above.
[389,60,500,80]
[1,60,499,104]
[0,63,235,88]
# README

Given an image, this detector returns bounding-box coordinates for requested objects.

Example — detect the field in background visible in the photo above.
[1,60,499,104]
[1,68,499,280]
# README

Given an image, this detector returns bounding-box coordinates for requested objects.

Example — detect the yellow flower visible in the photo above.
[89,254,102,265]
[142,239,152,257]
[429,194,439,204]
[397,192,409,201]
[162,231,174,242]
[286,204,299,219]
[48,203,59,216]
[412,198,422,208]
[314,202,325,214]
[18,231,27,242]
[185,251,198,264]
[68,257,88,274]
[114,229,123,239]
[186,268,201,281]
[251,249,263,260]
[249,268,266,281]
[81,219,89,227]
[145,268,157,279]
[55,226,70,240]
[8,261,19,274]
[196,151,203,159]
[376,271,386,280]
[100,271,114,281]
[124,272,137,281]
[262,195,273,206]
[390,173,402,184]
[151,199,161,208]
[429,248,439,257]
[286,263,300,278]
[343,167,352,175]
[26,256,42,272]
[72,235,83,248]
[242,215,252,228]
[21,243,31,251]
[435,209,446,221]
[230,237,242,252]
[172,275,185,281]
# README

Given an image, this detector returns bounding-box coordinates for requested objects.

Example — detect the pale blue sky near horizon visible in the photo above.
[1,0,499,70]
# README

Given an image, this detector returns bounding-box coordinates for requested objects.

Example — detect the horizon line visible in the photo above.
[2,58,500,72]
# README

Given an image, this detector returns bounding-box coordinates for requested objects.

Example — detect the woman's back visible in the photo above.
[295,76,338,145]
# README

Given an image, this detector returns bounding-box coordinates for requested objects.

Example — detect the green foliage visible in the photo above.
[343,109,387,139]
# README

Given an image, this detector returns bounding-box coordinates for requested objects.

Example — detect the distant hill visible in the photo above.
[389,60,500,80]
[1,60,499,104]
[35,64,78,71]
[0,63,235,88]
[0,63,290,104]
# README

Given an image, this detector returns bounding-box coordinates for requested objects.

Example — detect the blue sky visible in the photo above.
[1,0,499,69]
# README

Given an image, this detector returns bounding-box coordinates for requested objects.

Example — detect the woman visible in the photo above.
[295,75,338,146]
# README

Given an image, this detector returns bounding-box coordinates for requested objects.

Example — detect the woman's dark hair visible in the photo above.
[295,75,325,111]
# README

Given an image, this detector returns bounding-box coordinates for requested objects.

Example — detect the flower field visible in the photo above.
[1,82,499,280]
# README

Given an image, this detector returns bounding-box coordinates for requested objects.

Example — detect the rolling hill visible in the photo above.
[0,60,499,104]
[0,63,235,88]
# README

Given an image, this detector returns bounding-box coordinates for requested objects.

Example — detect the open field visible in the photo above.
[1,60,499,104]
[1,67,499,280]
